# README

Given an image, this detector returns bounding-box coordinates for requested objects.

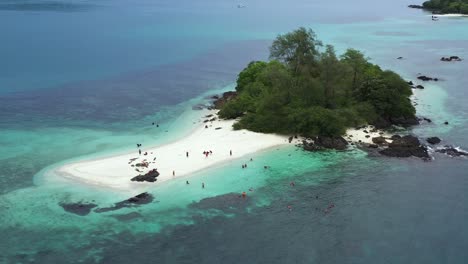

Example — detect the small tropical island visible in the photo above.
[47,28,467,195]
[219,27,417,138]
[409,0,468,14]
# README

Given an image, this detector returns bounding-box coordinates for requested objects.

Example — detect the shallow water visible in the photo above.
[1,0,468,263]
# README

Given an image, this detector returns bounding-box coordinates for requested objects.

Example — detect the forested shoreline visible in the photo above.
[218,28,416,137]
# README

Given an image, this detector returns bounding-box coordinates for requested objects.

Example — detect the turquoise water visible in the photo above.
[1,0,468,263]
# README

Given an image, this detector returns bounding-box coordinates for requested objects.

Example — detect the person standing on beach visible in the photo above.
[230,150,232,156]
[139,149,141,155]
[173,170,175,176]
[186,151,189,158]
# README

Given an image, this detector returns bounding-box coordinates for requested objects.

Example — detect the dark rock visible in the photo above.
[288,136,293,143]
[390,116,419,127]
[436,146,468,157]
[379,135,429,159]
[415,85,425,89]
[417,75,437,82]
[426,137,441,145]
[60,202,97,216]
[131,169,159,182]
[444,121,449,125]
[408,4,423,9]
[368,144,379,148]
[365,135,371,138]
[213,91,238,109]
[397,57,404,60]
[422,117,432,123]
[95,192,154,213]
[192,104,206,110]
[391,135,402,140]
[407,81,414,85]
[441,56,462,62]
[215,127,222,130]
[372,136,388,145]
[371,117,392,129]
[303,136,348,151]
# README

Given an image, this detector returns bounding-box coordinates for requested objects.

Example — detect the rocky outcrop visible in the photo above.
[417,75,439,82]
[436,146,468,157]
[303,136,348,151]
[371,117,392,129]
[390,116,419,127]
[415,85,425,89]
[408,4,424,9]
[441,56,462,62]
[420,117,432,123]
[379,135,429,159]
[213,91,238,109]
[95,192,154,213]
[426,137,441,145]
[371,116,419,129]
[131,169,159,182]
[60,202,97,216]
[372,136,389,145]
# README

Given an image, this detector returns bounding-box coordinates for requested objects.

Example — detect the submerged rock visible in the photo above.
[408,4,424,9]
[111,212,143,222]
[379,135,429,159]
[60,202,97,216]
[95,192,154,213]
[436,146,468,157]
[192,104,206,110]
[426,137,441,145]
[131,169,159,182]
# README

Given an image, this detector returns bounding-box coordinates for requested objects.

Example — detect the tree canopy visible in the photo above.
[219,28,416,137]
[422,0,468,14]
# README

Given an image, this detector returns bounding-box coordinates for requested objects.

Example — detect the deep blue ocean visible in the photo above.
[1,0,468,263]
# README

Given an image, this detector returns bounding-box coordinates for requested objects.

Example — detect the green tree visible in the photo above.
[320,45,341,108]
[340,49,369,91]
[269,27,322,76]
[235,61,267,93]
[219,28,416,137]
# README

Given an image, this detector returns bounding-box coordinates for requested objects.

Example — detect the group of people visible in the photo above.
[185,180,205,189]
[203,150,213,158]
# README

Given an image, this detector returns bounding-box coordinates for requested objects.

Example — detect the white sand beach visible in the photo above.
[429,14,468,17]
[48,110,292,193]
[46,109,392,193]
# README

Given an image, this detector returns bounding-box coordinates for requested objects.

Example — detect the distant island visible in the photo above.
[409,0,468,14]
[218,28,417,138]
